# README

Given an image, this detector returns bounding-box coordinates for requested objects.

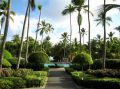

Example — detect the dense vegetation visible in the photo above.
[0,0,120,88]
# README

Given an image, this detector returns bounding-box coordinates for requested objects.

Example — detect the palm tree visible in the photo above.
[95,11,112,69]
[34,4,42,52]
[88,0,91,55]
[81,28,87,45]
[108,31,115,41]
[17,0,35,69]
[62,4,75,60]
[39,21,54,50]
[0,0,12,69]
[71,0,88,52]
[12,34,20,44]
[115,26,120,39]
[25,5,30,64]
[61,32,69,58]
[0,0,15,35]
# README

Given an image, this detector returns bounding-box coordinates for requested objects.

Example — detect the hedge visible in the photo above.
[71,71,120,89]
[0,69,48,88]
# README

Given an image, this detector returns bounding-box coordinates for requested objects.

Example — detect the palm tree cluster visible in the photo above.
[0,0,120,70]
[62,0,120,69]
[0,0,54,69]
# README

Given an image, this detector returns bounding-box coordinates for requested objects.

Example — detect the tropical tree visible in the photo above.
[39,20,54,50]
[34,4,42,52]
[61,32,69,58]
[0,0,12,69]
[81,28,87,45]
[108,31,115,41]
[62,4,75,60]
[87,0,91,55]
[71,0,89,52]
[12,34,20,44]
[115,26,120,39]
[17,0,35,69]
[0,0,15,35]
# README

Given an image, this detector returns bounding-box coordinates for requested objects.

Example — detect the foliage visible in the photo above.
[65,67,75,74]
[87,69,120,78]
[4,77,26,89]
[27,51,49,70]
[0,68,13,77]
[4,50,13,60]
[92,59,120,69]
[72,52,93,68]
[13,69,33,78]
[2,59,12,68]
[25,71,47,87]
[71,71,120,89]
[0,79,13,89]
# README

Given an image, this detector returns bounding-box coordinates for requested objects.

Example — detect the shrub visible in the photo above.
[2,59,12,68]
[25,71,47,88]
[92,59,120,69]
[27,51,49,70]
[87,69,120,78]
[0,68,13,77]
[106,59,120,69]
[5,77,26,89]
[13,69,33,77]
[91,59,102,69]
[72,52,93,70]
[71,71,120,89]
[0,78,13,89]
[65,67,75,74]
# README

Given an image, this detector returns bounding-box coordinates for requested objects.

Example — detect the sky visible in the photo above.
[2,0,120,44]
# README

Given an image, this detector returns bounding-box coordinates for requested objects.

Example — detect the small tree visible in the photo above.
[72,52,93,70]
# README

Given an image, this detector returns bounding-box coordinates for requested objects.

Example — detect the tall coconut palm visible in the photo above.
[88,0,91,55]
[71,0,88,52]
[25,5,30,64]
[62,4,75,60]
[0,0,12,69]
[39,21,54,50]
[115,26,120,39]
[17,0,35,69]
[34,4,42,52]
[95,9,112,69]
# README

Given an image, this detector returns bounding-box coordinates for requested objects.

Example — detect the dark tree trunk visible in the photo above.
[0,0,12,69]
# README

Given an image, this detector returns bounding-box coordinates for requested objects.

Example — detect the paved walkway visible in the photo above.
[45,68,78,89]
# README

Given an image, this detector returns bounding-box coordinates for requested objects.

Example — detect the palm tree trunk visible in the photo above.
[25,4,30,65]
[16,2,29,69]
[34,11,41,52]
[88,0,91,55]
[0,0,12,69]
[78,11,82,52]
[70,12,72,61]
[41,34,43,51]
[103,0,106,69]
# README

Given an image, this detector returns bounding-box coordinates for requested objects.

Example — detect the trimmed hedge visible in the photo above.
[92,59,120,69]
[0,68,48,88]
[71,71,120,89]
[0,79,13,89]
[87,69,120,78]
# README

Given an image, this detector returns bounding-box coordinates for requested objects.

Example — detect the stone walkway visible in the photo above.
[45,68,78,89]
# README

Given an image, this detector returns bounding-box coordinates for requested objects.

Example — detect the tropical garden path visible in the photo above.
[45,68,79,89]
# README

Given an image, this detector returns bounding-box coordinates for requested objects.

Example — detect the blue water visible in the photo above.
[44,63,69,67]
